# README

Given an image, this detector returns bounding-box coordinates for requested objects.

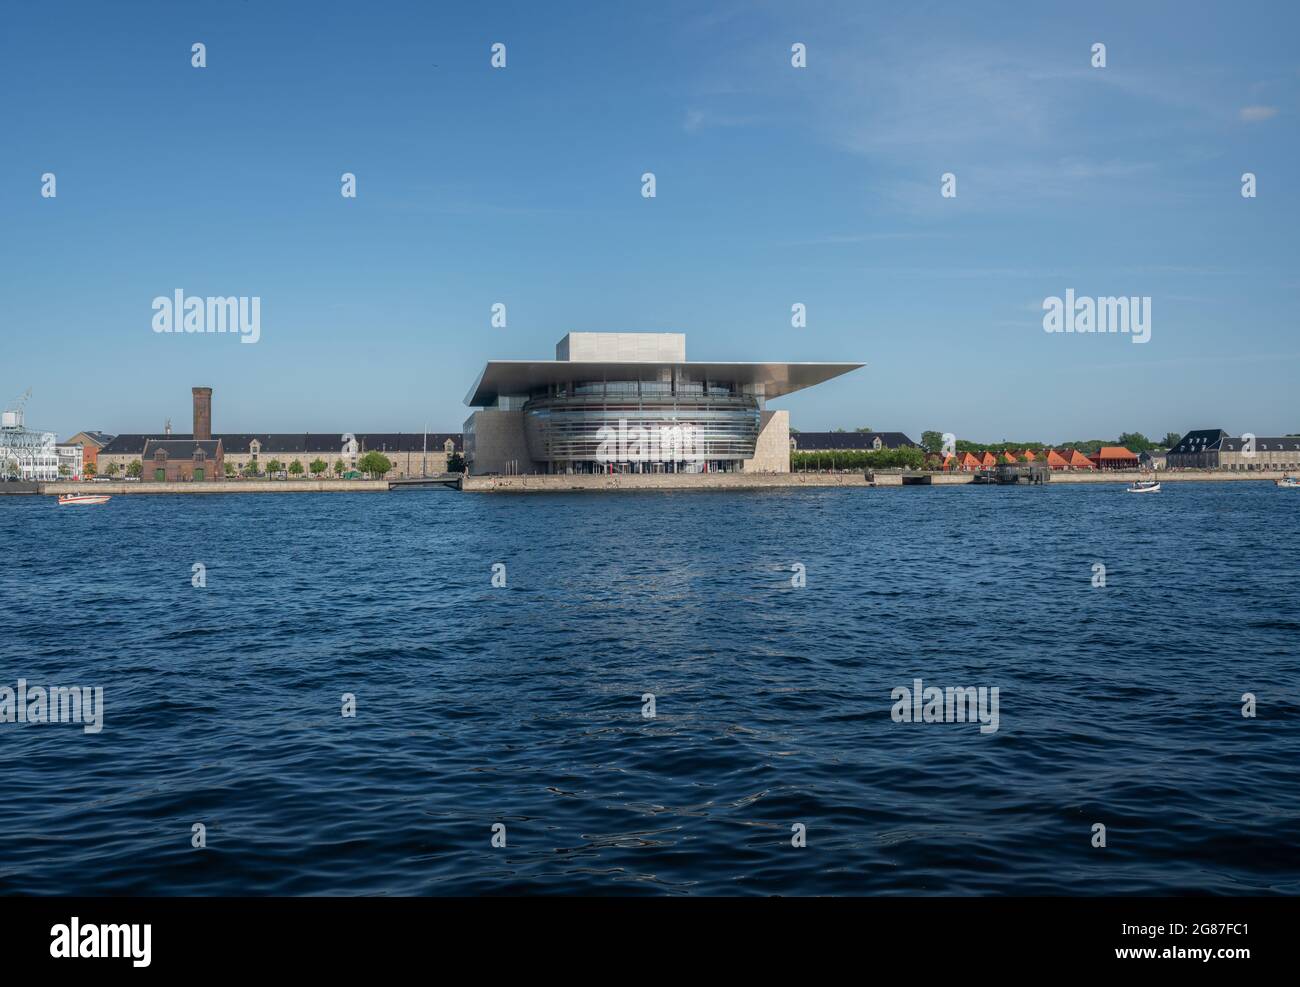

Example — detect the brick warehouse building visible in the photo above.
[94,387,462,479]
[142,438,224,481]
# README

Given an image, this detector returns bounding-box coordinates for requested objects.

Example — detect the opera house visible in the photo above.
[462,332,863,475]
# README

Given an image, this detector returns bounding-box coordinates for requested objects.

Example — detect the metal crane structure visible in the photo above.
[0,388,59,481]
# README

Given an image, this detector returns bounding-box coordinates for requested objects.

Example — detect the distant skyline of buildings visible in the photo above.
[8,381,1292,478]
[20,370,1294,481]
[33,386,1291,460]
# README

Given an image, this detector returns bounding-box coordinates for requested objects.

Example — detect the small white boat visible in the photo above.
[1127,480,1161,494]
[57,494,111,506]
[1277,475,1300,488]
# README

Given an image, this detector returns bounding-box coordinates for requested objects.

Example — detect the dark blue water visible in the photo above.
[2,483,1297,895]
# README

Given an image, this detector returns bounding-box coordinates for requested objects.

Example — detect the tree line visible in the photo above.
[918,431,1180,455]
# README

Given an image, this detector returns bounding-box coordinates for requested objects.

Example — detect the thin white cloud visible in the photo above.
[683,107,762,133]
[1239,105,1278,121]
[777,231,953,246]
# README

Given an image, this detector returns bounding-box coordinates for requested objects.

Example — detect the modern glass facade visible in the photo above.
[519,377,761,473]
[462,332,863,476]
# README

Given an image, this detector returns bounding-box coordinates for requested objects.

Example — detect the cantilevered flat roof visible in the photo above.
[464,360,865,407]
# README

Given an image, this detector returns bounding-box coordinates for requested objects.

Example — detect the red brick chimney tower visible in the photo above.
[193,386,213,440]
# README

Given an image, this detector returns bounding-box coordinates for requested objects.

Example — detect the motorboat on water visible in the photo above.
[1127,479,1161,494]
[57,494,112,506]
[1277,475,1300,488]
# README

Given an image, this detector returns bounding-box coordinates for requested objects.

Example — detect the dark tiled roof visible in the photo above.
[142,439,223,458]
[791,431,917,451]
[347,433,464,454]
[66,430,115,447]
[102,434,180,455]
[1220,436,1300,452]
[103,432,463,455]
[1169,429,1228,454]
[219,434,355,454]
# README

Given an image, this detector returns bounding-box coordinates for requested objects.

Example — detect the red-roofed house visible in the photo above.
[1043,449,1070,470]
[1091,446,1139,470]
[981,451,997,468]
[1065,449,1096,470]
[961,452,982,471]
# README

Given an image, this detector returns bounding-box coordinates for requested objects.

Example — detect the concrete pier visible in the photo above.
[463,470,1293,492]
[461,472,873,493]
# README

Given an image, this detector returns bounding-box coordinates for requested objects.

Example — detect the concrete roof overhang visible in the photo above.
[464,361,864,407]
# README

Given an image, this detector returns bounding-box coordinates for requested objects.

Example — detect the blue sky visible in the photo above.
[2,0,1296,443]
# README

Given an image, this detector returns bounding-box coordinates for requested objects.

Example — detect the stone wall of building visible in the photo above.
[222,449,450,478]
[1218,449,1300,471]
[465,410,536,475]
[743,410,790,473]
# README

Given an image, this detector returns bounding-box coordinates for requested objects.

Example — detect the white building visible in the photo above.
[0,409,60,481]
[56,443,84,479]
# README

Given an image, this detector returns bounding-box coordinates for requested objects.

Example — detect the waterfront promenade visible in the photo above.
[463,470,1288,492]
[9,470,1291,496]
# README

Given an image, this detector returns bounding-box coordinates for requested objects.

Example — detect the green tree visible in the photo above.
[1161,432,1181,449]
[242,458,259,477]
[58,464,70,477]
[333,459,345,476]
[920,430,945,454]
[447,452,466,473]
[126,460,142,479]
[1116,432,1153,452]
[289,460,304,476]
[1058,439,1105,455]
[791,447,924,472]
[310,458,327,476]
[265,458,283,476]
[854,426,874,433]
[106,462,121,477]
[224,462,236,478]
[83,461,97,477]
[357,451,392,478]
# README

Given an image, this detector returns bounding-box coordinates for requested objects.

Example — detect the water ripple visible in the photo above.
[0,484,1297,894]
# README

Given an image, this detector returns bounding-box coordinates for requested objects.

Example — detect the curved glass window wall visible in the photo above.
[522,379,761,473]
